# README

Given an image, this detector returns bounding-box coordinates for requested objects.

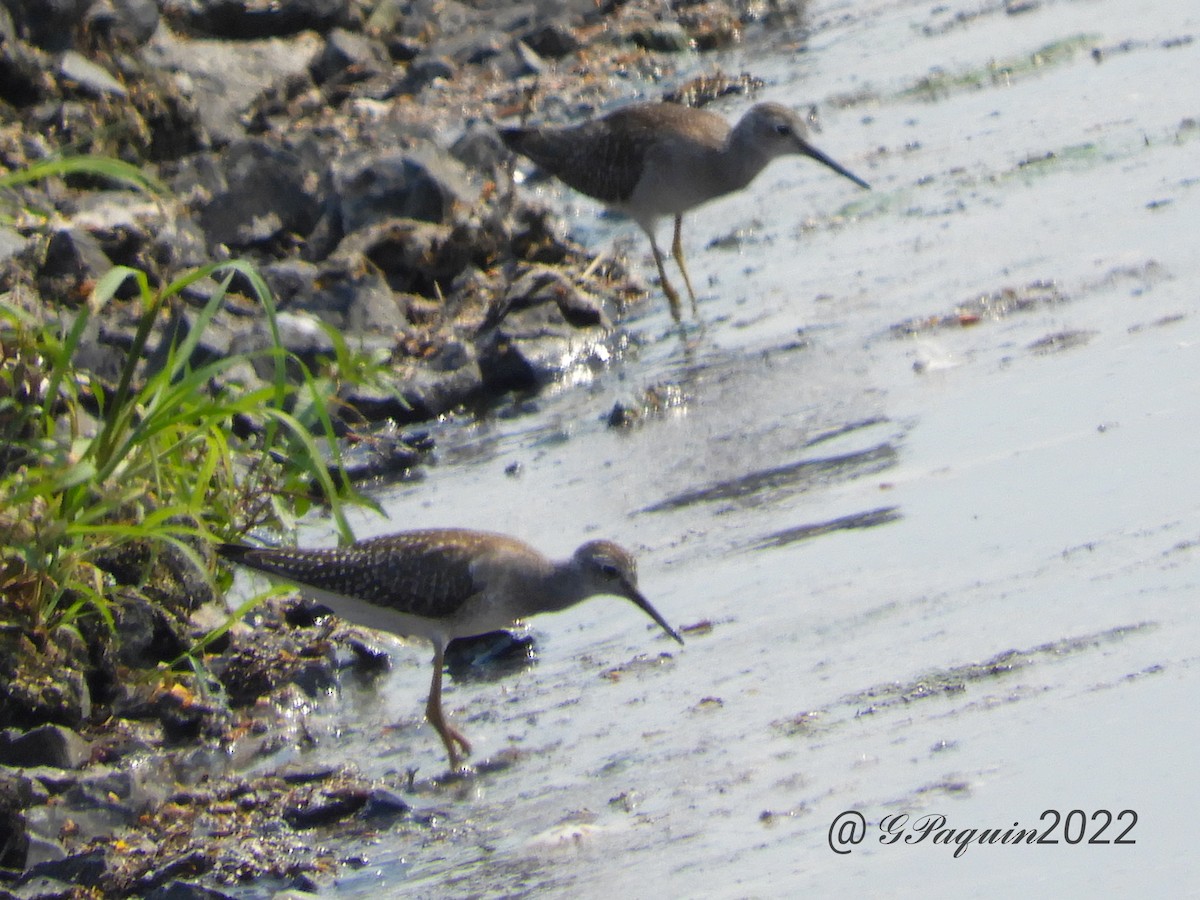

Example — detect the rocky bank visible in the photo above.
[0,0,809,895]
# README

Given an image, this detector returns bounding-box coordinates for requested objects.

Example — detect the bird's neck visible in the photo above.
[529,560,591,614]
[717,129,774,194]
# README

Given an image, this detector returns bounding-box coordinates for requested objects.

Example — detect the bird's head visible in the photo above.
[740,102,871,191]
[573,540,684,645]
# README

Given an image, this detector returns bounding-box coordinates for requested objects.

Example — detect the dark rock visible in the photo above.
[359,787,409,820]
[383,33,421,63]
[37,226,114,304]
[450,123,509,173]
[199,140,322,252]
[555,283,608,328]
[67,317,125,386]
[521,21,582,59]
[262,310,335,369]
[23,832,67,869]
[291,659,338,698]
[132,850,212,894]
[604,382,688,428]
[305,256,406,333]
[488,2,542,35]
[343,341,483,423]
[261,259,320,310]
[125,65,211,160]
[112,678,224,743]
[282,600,332,629]
[242,69,319,135]
[332,147,476,233]
[477,296,599,392]
[214,642,311,708]
[69,199,166,277]
[81,719,156,766]
[510,39,548,76]
[445,630,536,683]
[2,0,89,51]
[0,630,92,730]
[169,0,349,39]
[112,590,189,669]
[144,878,237,900]
[142,535,217,616]
[0,15,54,105]
[508,205,572,265]
[20,767,77,794]
[91,532,216,624]
[277,765,336,785]
[163,151,223,199]
[444,32,501,69]
[421,3,535,70]
[17,847,106,888]
[85,0,161,48]
[628,21,692,53]
[59,768,141,830]
[484,266,608,330]
[0,726,90,770]
[344,638,390,675]
[337,219,480,300]
[148,217,210,271]
[229,309,345,387]
[142,304,234,383]
[606,400,639,429]
[283,788,367,829]
[0,771,31,869]
[310,27,388,87]
[399,54,456,92]
[143,26,321,144]
[351,365,479,423]
[300,199,344,262]
[330,427,431,480]
[157,694,220,744]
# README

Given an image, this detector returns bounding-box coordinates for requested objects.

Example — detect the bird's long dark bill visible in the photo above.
[802,141,871,191]
[629,589,684,645]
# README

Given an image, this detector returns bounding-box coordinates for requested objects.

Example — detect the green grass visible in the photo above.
[0,259,360,635]
[0,154,166,227]
[0,146,397,695]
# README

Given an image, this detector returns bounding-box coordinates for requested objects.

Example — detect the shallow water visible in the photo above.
[273,0,1200,894]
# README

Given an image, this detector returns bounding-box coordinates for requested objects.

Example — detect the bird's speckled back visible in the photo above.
[501,102,731,205]
[218,529,540,619]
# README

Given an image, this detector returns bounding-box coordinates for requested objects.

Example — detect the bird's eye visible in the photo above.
[599,563,621,580]
[774,122,791,136]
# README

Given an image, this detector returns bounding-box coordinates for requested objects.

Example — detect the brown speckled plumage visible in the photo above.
[500,101,870,321]
[217,528,681,770]
[501,104,729,204]
[218,529,529,620]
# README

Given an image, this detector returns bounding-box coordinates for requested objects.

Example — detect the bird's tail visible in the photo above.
[498,126,530,153]
[215,542,253,564]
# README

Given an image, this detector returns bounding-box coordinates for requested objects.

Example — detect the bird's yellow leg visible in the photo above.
[426,642,472,770]
[671,214,699,317]
[646,231,683,322]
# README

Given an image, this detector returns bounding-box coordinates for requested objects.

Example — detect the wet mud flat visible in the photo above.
[298,0,1199,895]
[3,0,1197,895]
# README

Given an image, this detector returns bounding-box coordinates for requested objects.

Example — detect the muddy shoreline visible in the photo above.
[1,0,813,895]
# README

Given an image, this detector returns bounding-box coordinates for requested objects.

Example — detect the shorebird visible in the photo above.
[500,101,871,321]
[217,529,682,770]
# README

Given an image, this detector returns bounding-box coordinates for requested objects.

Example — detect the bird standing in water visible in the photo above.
[218,529,683,770]
[500,101,871,321]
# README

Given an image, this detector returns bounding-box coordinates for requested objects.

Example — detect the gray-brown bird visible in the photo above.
[500,101,871,321]
[218,529,682,770]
